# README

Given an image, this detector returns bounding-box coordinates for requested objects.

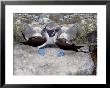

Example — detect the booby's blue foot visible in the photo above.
[57,49,65,57]
[38,48,45,56]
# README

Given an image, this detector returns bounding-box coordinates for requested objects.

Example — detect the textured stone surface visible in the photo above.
[13,44,94,75]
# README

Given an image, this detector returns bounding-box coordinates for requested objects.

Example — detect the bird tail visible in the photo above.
[76,46,84,49]
[77,46,90,53]
[71,43,84,49]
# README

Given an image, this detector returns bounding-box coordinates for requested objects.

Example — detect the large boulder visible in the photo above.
[14,44,94,75]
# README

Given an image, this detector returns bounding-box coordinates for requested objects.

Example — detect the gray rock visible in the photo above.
[78,44,89,52]
[87,30,97,43]
[13,44,94,75]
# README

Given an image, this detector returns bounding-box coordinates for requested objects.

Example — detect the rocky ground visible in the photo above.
[13,44,95,75]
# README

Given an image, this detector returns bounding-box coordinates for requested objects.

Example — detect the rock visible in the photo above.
[87,30,97,43]
[13,13,97,44]
[14,44,94,75]
[87,30,97,52]
[78,44,89,52]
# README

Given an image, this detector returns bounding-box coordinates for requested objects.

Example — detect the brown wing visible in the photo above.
[21,36,47,47]
[55,38,83,51]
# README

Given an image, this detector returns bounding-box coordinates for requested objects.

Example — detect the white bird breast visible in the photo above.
[44,32,56,44]
[47,37,55,44]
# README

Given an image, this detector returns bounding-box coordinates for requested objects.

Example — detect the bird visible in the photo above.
[21,22,84,52]
[55,38,83,52]
[20,20,86,53]
[20,22,60,49]
[21,36,47,47]
[54,23,85,52]
[20,22,47,48]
